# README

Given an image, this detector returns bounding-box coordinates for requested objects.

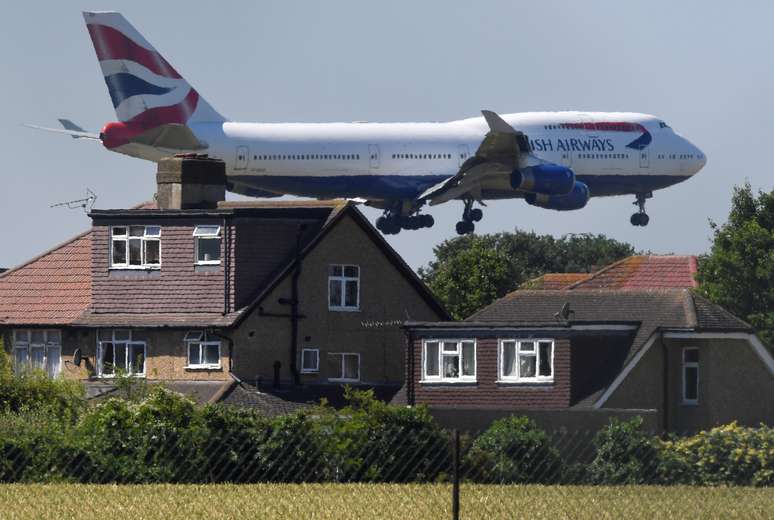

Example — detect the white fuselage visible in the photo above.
[118,111,706,202]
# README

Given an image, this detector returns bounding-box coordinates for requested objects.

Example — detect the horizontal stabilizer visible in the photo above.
[24,123,100,140]
[58,119,88,137]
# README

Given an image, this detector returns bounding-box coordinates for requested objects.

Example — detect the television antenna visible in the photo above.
[50,188,97,214]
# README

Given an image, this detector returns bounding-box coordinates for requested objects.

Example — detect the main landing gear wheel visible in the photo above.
[376,212,434,235]
[630,192,652,227]
[456,199,482,235]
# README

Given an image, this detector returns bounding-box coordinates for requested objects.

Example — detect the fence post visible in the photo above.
[452,429,460,520]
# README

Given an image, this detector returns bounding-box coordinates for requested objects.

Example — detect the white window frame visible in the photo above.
[97,329,146,377]
[328,352,360,382]
[498,339,555,383]
[328,264,360,311]
[12,329,62,377]
[110,225,162,269]
[184,331,222,370]
[301,348,319,373]
[421,339,477,383]
[682,347,699,405]
[193,225,222,265]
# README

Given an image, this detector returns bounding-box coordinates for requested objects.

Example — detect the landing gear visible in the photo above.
[630,192,652,227]
[376,208,434,235]
[456,199,483,235]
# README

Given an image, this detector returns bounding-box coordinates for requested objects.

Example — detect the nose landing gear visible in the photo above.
[456,199,483,235]
[630,192,651,226]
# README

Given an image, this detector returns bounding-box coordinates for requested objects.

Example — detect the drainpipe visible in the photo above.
[287,225,305,386]
[406,328,415,406]
[661,332,669,434]
[222,215,230,316]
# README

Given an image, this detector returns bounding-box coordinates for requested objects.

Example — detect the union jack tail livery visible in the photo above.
[83,11,225,150]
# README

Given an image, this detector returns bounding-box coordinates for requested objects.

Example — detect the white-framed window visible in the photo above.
[184,331,221,369]
[301,348,319,373]
[328,352,360,382]
[111,225,161,269]
[12,329,61,377]
[682,347,699,405]
[97,329,146,377]
[499,339,554,383]
[193,225,221,265]
[328,264,359,311]
[422,339,476,383]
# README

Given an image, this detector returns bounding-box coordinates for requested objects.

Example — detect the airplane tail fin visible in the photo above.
[82,11,227,126]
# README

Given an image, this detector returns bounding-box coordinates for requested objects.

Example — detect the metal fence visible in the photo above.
[2,420,772,519]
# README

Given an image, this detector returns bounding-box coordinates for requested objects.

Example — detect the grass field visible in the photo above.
[1,483,771,519]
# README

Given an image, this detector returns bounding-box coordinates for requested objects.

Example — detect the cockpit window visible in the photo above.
[658,121,671,129]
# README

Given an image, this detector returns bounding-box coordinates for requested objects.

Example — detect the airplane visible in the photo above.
[30,11,707,235]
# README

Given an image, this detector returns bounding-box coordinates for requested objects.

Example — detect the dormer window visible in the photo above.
[193,225,221,265]
[111,226,161,269]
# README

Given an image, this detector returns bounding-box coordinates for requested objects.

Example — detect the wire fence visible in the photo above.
[2,418,772,519]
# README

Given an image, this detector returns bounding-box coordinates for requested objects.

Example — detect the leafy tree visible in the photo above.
[418,230,636,319]
[696,182,774,347]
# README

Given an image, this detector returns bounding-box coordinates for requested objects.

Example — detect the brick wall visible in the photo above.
[410,336,571,409]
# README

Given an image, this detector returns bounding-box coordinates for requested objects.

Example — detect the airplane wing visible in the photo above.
[418,110,529,206]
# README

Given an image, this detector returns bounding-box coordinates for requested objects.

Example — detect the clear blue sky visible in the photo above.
[1,1,772,270]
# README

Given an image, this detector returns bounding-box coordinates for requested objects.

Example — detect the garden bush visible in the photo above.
[586,416,660,484]
[464,415,562,483]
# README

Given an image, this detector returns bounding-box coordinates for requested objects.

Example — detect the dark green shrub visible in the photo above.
[587,416,659,485]
[465,416,562,483]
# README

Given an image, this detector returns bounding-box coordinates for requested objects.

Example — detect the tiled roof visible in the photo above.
[520,273,589,290]
[74,312,240,328]
[566,255,698,290]
[0,232,92,325]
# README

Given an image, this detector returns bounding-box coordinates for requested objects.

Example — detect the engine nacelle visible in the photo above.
[525,181,590,211]
[510,164,575,196]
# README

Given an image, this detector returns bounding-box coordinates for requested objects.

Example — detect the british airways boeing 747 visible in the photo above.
[31,12,706,235]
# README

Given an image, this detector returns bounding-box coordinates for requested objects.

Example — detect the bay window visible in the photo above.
[111,226,161,268]
[98,329,146,377]
[12,329,61,377]
[422,340,476,382]
[500,339,554,382]
[185,331,221,369]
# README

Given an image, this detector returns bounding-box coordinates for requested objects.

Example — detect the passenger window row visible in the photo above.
[391,153,453,160]
[250,154,361,161]
[579,153,630,159]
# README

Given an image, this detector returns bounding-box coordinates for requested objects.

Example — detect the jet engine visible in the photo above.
[510,164,575,196]
[525,180,590,211]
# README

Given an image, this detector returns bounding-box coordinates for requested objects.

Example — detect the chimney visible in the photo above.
[156,155,226,210]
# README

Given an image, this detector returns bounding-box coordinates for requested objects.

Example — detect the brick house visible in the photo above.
[0,156,447,409]
[403,256,774,432]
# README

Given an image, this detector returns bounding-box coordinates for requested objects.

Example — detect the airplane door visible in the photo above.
[235,146,249,170]
[368,144,380,168]
[639,150,649,168]
[458,144,470,167]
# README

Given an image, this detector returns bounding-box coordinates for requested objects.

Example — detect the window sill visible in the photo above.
[184,365,222,371]
[109,266,161,271]
[195,261,222,266]
[681,401,699,407]
[328,307,361,313]
[420,379,477,385]
[300,370,319,374]
[97,374,146,379]
[328,378,360,383]
[496,379,554,385]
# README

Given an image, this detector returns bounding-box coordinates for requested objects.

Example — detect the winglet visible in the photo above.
[481,110,516,134]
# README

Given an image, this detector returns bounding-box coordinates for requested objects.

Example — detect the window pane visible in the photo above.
[539,341,553,377]
[184,331,204,342]
[129,343,144,375]
[520,341,535,352]
[502,342,516,377]
[203,344,220,365]
[343,354,359,380]
[685,367,698,400]
[425,342,439,377]
[129,239,142,265]
[101,343,114,375]
[14,349,28,373]
[344,280,358,307]
[30,346,45,371]
[145,240,160,265]
[197,238,221,262]
[519,354,536,378]
[462,342,475,376]
[344,265,359,278]
[14,330,29,343]
[329,265,343,276]
[46,330,61,344]
[443,355,459,378]
[114,343,127,372]
[46,347,61,377]
[329,279,342,307]
[114,330,131,341]
[194,225,220,237]
[112,239,127,264]
[31,331,45,344]
[144,226,161,237]
[302,349,318,371]
[328,354,342,379]
[442,341,458,353]
[129,226,144,237]
[112,227,127,236]
[684,349,699,363]
[188,343,201,365]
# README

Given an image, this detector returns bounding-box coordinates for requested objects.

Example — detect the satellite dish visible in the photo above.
[73,348,83,367]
